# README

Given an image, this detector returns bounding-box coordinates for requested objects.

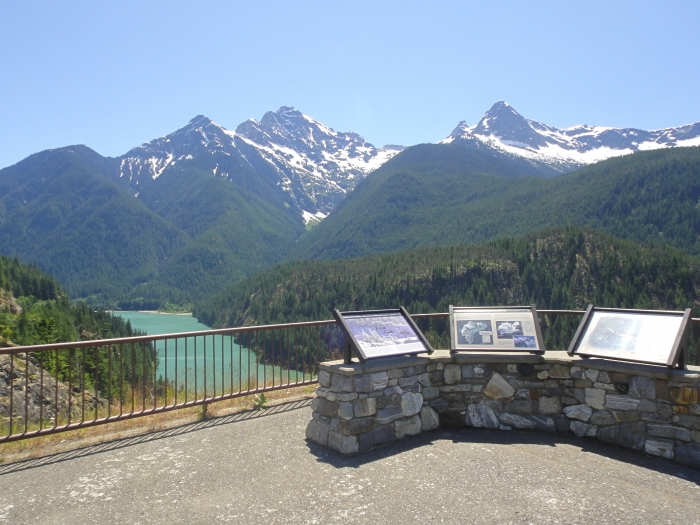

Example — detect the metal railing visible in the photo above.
[2,309,699,444]
[0,319,337,444]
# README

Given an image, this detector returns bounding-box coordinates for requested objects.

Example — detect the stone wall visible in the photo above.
[305,351,700,468]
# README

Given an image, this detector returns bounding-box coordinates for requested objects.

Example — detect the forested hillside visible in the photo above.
[296,147,700,260]
[0,147,189,300]
[0,255,144,347]
[195,227,700,351]
[0,146,305,309]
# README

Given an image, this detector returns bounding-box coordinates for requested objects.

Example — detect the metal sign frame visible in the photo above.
[567,305,691,369]
[333,307,434,364]
[449,304,545,355]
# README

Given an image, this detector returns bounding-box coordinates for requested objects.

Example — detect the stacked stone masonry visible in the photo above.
[305,351,700,468]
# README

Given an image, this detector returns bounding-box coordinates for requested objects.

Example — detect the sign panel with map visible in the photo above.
[450,305,544,354]
[333,307,434,363]
[567,305,691,369]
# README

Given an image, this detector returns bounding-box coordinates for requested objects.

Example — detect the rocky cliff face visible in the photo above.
[0,353,106,429]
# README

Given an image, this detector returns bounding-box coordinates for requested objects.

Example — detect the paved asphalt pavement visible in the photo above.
[1,399,699,524]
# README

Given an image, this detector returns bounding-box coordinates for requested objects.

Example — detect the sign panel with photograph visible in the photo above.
[333,307,434,363]
[450,305,544,354]
[567,305,691,369]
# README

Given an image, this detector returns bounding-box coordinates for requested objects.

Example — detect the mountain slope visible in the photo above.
[296,147,700,261]
[196,227,700,358]
[442,102,700,173]
[0,147,189,298]
[115,108,402,220]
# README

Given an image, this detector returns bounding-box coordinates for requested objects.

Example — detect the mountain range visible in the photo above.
[1,103,699,308]
[441,102,700,173]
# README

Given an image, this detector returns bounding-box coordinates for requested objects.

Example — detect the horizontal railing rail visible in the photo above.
[2,310,698,444]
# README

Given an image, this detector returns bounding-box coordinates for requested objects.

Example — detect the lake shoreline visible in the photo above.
[109,310,193,316]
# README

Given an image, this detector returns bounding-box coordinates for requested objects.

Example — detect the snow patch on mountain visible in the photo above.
[442,102,700,172]
[117,108,403,219]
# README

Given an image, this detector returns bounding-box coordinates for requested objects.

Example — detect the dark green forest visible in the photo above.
[0,255,154,401]
[196,227,700,359]
[296,146,700,260]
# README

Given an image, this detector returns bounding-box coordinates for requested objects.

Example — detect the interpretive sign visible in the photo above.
[449,304,544,354]
[333,307,434,363]
[567,305,691,369]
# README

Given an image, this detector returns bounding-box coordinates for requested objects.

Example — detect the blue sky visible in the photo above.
[1,1,699,169]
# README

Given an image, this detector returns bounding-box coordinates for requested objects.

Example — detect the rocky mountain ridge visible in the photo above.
[441,102,700,172]
[118,107,403,220]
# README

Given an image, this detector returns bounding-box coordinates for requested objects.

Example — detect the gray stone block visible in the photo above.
[674,443,700,468]
[564,387,585,403]
[465,403,500,429]
[611,410,640,423]
[637,399,657,413]
[339,417,375,436]
[338,402,353,420]
[353,397,377,418]
[514,389,530,400]
[642,413,671,424]
[430,399,449,412]
[388,368,404,379]
[383,385,403,397]
[422,386,440,400]
[444,364,461,385]
[548,365,571,379]
[314,398,340,418]
[585,369,600,382]
[499,413,555,432]
[504,400,532,414]
[597,371,610,384]
[570,420,597,437]
[375,404,403,424]
[371,425,395,446]
[647,424,690,441]
[420,406,440,431]
[461,365,474,378]
[672,414,700,430]
[555,414,570,432]
[395,415,422,438]
[305,418,330,445]
[570,366,583,379]
[585,388,606,410]
[629,376,656,400]
[371,371,389,391]
[484,372,515,399]
[430,370,444,383]
[401,392,423,416]
[645,438,674,459]
[563,404,593,422]
[439,384,472,393]
[318,369,331,388]
[358,432,373,452]
[590,410,616,426]
[597,422,646,451]
[399,375,418,388]
[417,373,431,386]
[329,431,359,454]
[605,394,640,411]
[593,382,616,391]
[377,394,400,409]
[538,396,562,415]
[315,387,330,398]
[335,392,358,402]
[331,374,354,393]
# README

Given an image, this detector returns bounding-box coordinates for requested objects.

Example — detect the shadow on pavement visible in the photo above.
[0,398,311,476]
[308,426,700,485]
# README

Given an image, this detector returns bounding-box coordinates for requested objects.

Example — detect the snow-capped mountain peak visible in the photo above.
[117,107,403,216]
[442,102,700,172]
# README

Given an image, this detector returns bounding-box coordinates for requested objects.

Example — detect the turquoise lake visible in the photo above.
[111,311,300,395]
